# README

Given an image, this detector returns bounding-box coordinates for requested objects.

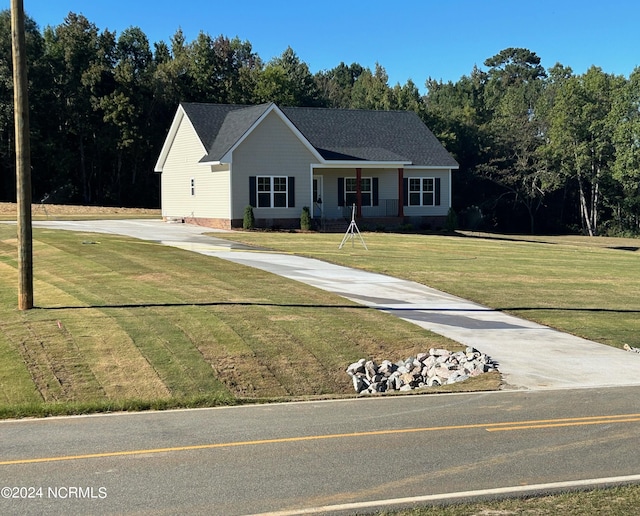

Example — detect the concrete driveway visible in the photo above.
[29,219,640,391]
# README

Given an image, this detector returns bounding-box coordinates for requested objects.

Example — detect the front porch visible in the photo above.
[311,166,407,226]
[309,165,449,232]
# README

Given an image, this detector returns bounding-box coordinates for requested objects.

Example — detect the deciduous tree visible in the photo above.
[546,67,624,235]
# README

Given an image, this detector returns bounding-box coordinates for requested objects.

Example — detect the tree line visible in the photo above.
[1,11,639,235]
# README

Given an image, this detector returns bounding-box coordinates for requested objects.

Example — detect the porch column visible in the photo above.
[355,167,362,218]
[397,168,404,217]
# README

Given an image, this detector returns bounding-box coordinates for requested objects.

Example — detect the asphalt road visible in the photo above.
[2,387,640,515]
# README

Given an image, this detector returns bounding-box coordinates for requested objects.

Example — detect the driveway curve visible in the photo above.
[29,219,640,391]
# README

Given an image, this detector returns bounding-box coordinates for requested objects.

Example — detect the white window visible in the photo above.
[190,178,195,196]
[345,177,372,206]
[408,177,435,206]
[257,176,288,208]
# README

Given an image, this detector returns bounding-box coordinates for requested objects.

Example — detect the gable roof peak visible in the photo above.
[177,102,458,168]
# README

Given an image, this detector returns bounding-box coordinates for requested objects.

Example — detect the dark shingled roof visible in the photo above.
[182,102,458,168]
[181,103,270,160]
[281,106,458,167]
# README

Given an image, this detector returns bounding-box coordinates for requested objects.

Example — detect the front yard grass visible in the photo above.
[216,230,640,350]
[2,221,638,418]
[0,224,482,418]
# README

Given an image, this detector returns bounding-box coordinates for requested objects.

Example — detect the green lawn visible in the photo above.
[1,224,638,418]
[216,230,640,350]
[0,224,482,418]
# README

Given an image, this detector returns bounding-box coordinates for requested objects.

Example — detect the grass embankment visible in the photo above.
[0,223,483,419]
[0,202,160,221]
[217,230,640,350]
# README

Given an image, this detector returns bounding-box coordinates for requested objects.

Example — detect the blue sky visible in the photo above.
[6,0,640,93]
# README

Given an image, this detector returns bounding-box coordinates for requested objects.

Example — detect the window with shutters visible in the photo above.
[256,176,289,208]
[344,177,372,206]
[408,177,436,206]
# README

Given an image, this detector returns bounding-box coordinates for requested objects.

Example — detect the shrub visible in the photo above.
[300,206,311,231]
[446,207,458,232]
[460,205,483,230]
[243,205,255,230]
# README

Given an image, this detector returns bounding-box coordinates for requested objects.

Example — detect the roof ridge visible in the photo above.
[281,105,417,115]
[179,102,457,168]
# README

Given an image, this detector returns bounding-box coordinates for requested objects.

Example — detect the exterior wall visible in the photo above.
[230,111,316,224]
[160,115,231,220]
[402,168,451,217]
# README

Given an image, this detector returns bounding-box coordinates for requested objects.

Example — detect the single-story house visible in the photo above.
[154,102,459,230]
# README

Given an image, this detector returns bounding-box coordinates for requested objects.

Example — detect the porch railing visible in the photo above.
[339,199,398,218]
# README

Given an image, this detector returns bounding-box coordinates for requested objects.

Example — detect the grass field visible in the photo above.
[217,230,640,351]
[0,203,638,419]
[0,202,160,220]
[1,217,495,418]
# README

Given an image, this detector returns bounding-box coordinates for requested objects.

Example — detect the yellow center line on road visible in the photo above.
[486,415,640,431]
[2,413,639,466]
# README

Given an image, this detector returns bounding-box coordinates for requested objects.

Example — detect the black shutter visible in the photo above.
[288,176,295,207]
[435,177,441,206]
[403,178,408,206]
[373,177,379,206]
[338,178,344,206]
[249,176,256,207]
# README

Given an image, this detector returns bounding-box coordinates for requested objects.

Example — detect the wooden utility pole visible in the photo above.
[11,0,33,310]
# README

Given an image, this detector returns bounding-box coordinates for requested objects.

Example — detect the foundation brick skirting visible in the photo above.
[164,215,447,232]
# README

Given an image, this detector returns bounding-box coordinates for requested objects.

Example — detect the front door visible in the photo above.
[313,176,323,218]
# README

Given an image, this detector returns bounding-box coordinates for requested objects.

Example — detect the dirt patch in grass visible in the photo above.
[0,202,160,218]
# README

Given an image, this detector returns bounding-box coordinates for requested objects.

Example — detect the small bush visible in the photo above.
[243,205,255,230]
[460,205,483,230]
[300,206,311,231]
[446,207,458,232]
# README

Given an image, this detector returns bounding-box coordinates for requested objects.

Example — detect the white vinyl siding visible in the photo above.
[161,114,230,219]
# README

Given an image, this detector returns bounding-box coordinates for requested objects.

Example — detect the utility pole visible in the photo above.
[11,0,33,310]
